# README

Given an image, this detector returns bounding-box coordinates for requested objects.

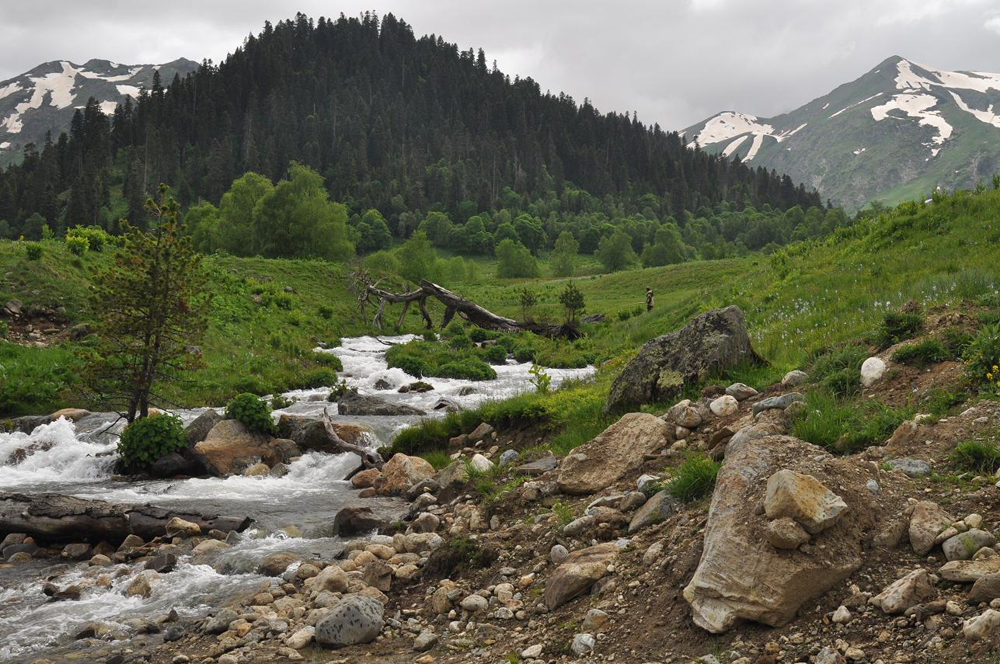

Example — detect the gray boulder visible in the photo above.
[338,389,424,416]
[184,410,223,447]
[315,594,384,647]
[605,306,763,413]
[752,393,804,416]
[628,490,674,534]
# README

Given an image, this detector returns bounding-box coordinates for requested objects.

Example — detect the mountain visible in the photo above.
[0,58,198,166]
[684,56,1000,210]
[0,13,823,251]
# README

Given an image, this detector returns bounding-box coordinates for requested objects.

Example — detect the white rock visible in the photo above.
[571,632,595,655]
[964,609,1000,641]
[521,644,543,658]
[860,357,887,387]
[550,544,570,565]
[832,605,852,623]
[469,453,494,473]
[709,395,739,417]
[460,594,488,612]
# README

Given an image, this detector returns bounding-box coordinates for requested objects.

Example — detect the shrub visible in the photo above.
[225,392,276,434]
[25,242,43,260]
[317,305,334,319]
[117,414,186,472]
[617,310,632,322]
[65,235,89,256]
[271,394,294,409]
[482,344,508,365]
[422,331,437,342]
[964,323,1000,392]
[529,364,551,394]
[513,342,537,363]
[394,355,429,379]
[950,438,1000,474]
[891,339,949,368]
[811,344,868,398]
[470,328,497,343]
[448,333,473,350]
[298,367,339,388]
[68,225,111,252]
[940,327,973,357]
[438,358,497,381]
[311,351,343,371]
[876,311,923,349]
[665,454,720,502]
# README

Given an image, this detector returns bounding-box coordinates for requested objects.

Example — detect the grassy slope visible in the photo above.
[2,187,999,419]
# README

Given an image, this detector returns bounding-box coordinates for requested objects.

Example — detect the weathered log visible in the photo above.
[0,492,252,544]
[322,408,383,469]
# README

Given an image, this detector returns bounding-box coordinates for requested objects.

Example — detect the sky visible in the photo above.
[2,0,1000,130]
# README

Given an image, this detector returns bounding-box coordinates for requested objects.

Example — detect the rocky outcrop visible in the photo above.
[193,420,270,476]
[276,414,376,452]
[605,306,763,413]
[683,434,882,633]
[555,413,669,495]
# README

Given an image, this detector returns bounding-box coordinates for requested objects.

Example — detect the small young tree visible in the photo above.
[519,287,537,322]
[551,230,579,277]
[88,184,210,422]
[559,283,585,325]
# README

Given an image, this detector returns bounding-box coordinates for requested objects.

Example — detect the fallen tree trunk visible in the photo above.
[0,492,253,544]
[322,408,383,469]
[349,269,582,340]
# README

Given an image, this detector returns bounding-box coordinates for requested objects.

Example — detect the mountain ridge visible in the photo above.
[684,55,1000,210]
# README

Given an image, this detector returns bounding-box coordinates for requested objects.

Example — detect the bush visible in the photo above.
[448,333,473,350]
[876,311,923,349]
[940,327,973,357]
[964,323,1000,392]
[317,305,334,320]
[422,331,437,342]
[617,310,632,322]
[311,351,343,371]
[225,392,276,434]
[513,342,537,363]
[891,339,949,368]
[811,344,868,398]
[394,355,430,379]
[271,394,294,409]
[65,235,89,256]
[67,225,111,252]
[117,414,186,472]
[298,367,339,388]
[481,344,508,365]
[438,358,497,381]
[665,454,720,502]
[25,242,42,260]
[951,438,1000,474]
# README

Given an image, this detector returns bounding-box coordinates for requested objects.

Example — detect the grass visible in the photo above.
[891,338,950,368]
[876,311,924,349]
[420,449,453,471]
[0,343,84,416]
[950,436,1000,474]
[790,390,913,453]
[809,344,869,398]
[664,454,720,502]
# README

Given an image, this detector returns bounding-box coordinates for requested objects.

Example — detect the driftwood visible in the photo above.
[350,270,583,340]
[322,408,383,469]
[0,492,253,544]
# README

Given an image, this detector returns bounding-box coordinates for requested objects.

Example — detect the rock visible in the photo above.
[338,389,424,416]
[286,625,314,649]
[872,569,935,613]
[184,410,223,447]
[515,455,558,476]
[668,400,704,428]
[469,453,494,472]
[126,571,157,598]
[563,515,596,538]
[781,370,809,387]
[550,544,570,564]
[405,478,439,500]
[309,564,350,594]
[119,534,144,550]
[497,449,520,467]
[751,393,804,416]
[684,434,872,633]
[259,552,299,576]
[726,382,758,400]
[351,468,382,489]
[468,422,495,442]
[583,608,609,631]
[205,608,239,634]
[832,605,852,623]
[886,458,931,478]
[909,501,954,556]
[963,609,1000,642]
[764,517,810,549]
[709,395,739,417]
[460,594,489,612]
[262,438,300,466]
[144,553,177,573]
[314,594,384,646]
[373,378,391,390]
[943,529,997,562]
[194,420,270,476]
[544,542,618,609]
[521,644,543,659]
[61,542,92,560]
[431,398,460,412]
[191,539,229,556]
[375,453,435,496]
[860,357,887,387]
[276,414,375,452]
[413,630,438,652]
[3,298,22,316]
[940,558,1000,582]
[815,647,846,664]
[571,633,595,655]
[628,489,673,534]
[763,469,847,534]
[149,452,196,478]
[411,512,440,533]
[606,306,762,412]
[556,413,669,495]
[165,516,201,538]
[362,560,393,592]
[970,573,1000,602]
[244,461,271,476]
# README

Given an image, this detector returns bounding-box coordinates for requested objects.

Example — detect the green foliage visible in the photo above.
[482,344,508,364]
[496,239,539,278]
[810,344,868,398]
[271,394,294,409]
[438,358,497,381]
[0,344,82,417]
[311,351,343,370]
[876,311,924,349]
[386,339,496,381]
[529,363,551,394]
[420,449,452,471]
[964,324,1000,392]
[551,230,579,277]
[558,283,585,324]
[596,229,636,273]
[67,226,111,252]
[24,242,42,260]
[950,436,1000,474]
[790,390,912,454]
[117,414,187,472]
[65,235,89,256]
[519,287,537,321]
[665,454,720,502]
[891,338,949,368]
[225,392,276,434]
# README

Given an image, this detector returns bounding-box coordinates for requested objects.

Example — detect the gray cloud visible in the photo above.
[2,0,1000,129]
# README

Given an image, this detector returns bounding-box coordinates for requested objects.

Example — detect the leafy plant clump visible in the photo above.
[876,311,924,349]
[386,339,496,381]
[891,338,950,368]
[665,454,720,502]
[225,392,276,434]
[117,414,187,472]
[24,242,43,260]
[950,437,1000,474]
[65,235,89,256]
[790,390,912,454]
[964,323,1000,392]
[810,344,868,398]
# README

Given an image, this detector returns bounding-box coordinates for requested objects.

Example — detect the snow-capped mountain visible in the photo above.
[0,58,197,166]
[684,56,1000,210]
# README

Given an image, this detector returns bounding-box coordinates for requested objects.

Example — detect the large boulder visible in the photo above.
[605,306,763,413]
[194,420,271,476]
[184,410,223,447]
[276,414,376,452]
[556,413,669,495]
[315,594,384,647]
[871,569,935,614]
[374,454,435,496]
[338,390,424,417]
[683,434,885,633]
[333,506,387,536]
[544,542,619,609]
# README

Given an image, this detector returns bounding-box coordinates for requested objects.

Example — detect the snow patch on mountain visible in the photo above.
[116,85,141,98]
[829,93,883,119]
[721,135,748,157]
[691,113,806,160]
[949,91,1000,129]
[79,66,145,83]
[871,92,952,156]
[0,83,22,101]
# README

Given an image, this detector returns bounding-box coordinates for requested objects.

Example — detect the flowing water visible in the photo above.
[0,335,595,660]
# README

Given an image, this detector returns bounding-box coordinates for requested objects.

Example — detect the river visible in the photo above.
[0,334,594,661]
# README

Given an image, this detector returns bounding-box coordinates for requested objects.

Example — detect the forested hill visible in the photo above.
[0,12,822,242]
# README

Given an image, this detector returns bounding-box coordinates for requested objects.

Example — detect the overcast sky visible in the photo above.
[2,0,1000,129]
